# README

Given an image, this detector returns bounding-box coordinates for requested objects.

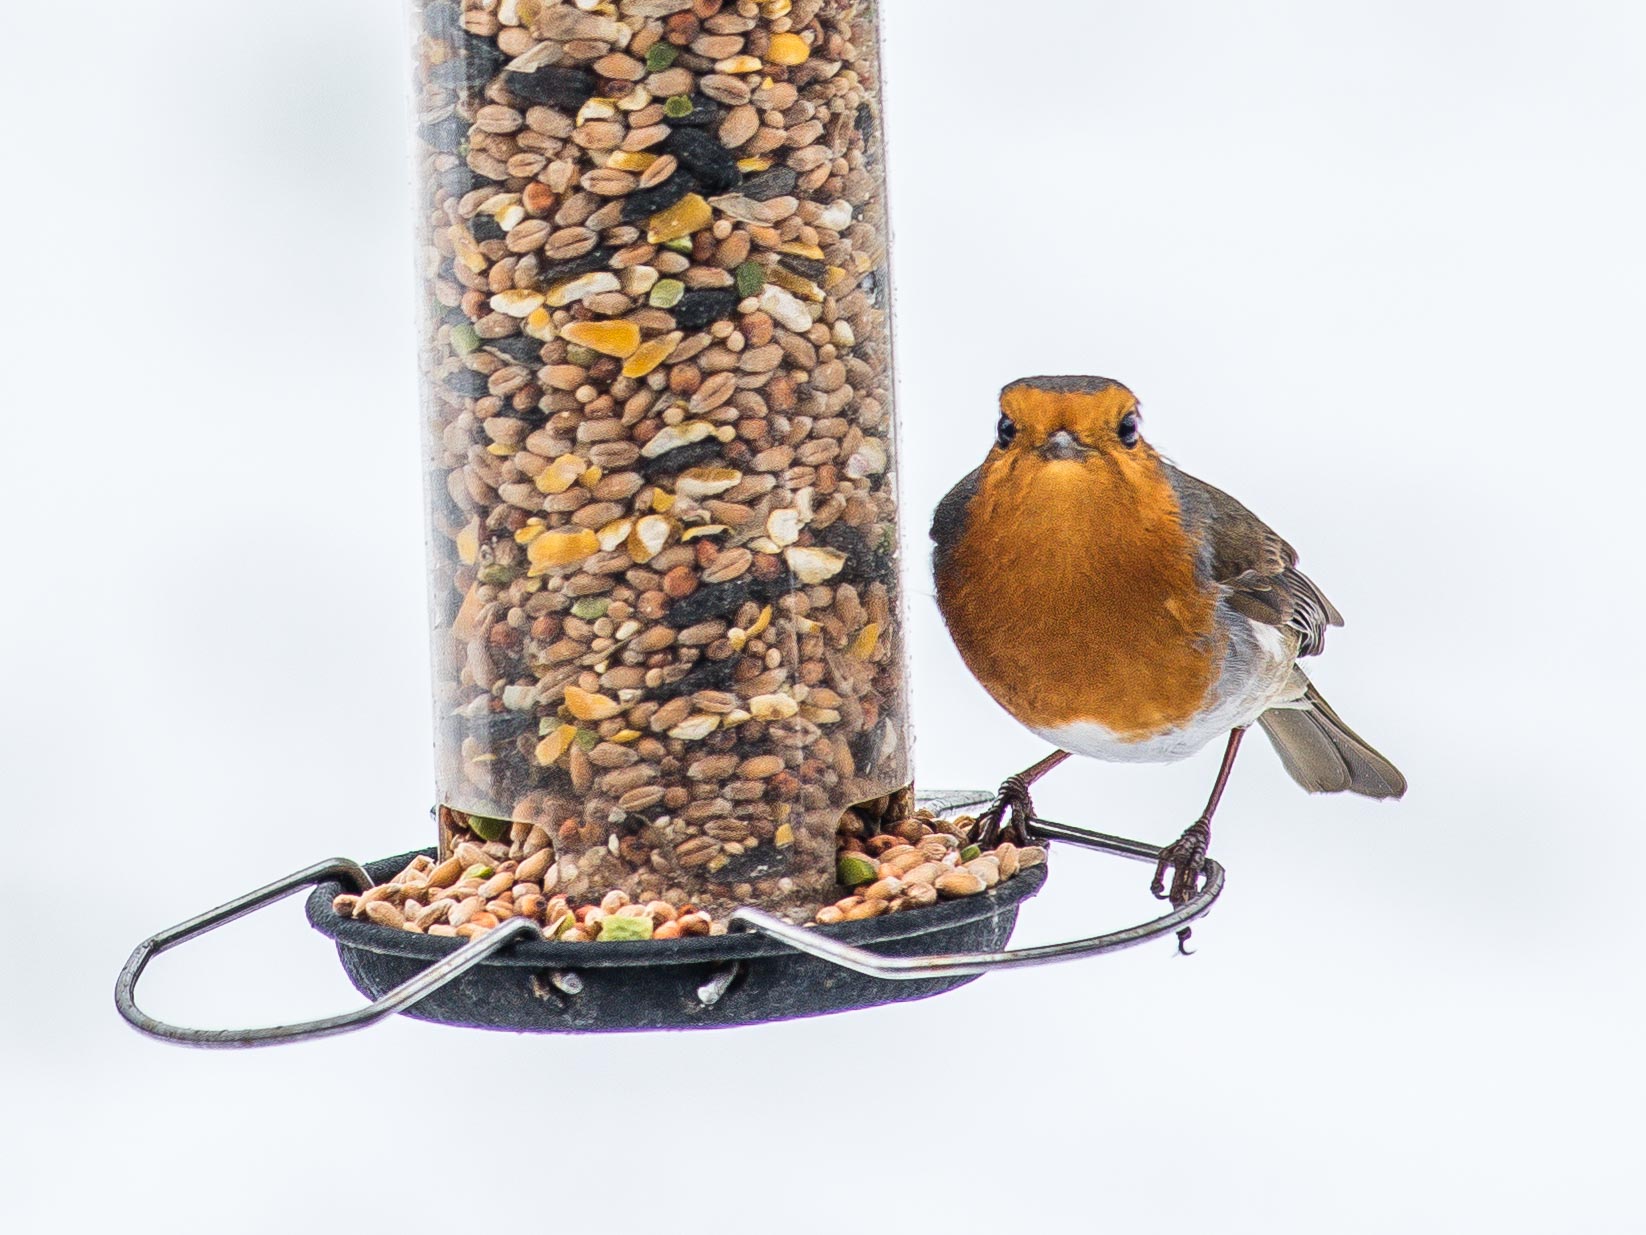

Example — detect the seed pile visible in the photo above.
[334,809,1047,940]
[415,0,907,920]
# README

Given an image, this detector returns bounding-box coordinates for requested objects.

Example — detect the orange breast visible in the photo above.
[935,450,1223,740]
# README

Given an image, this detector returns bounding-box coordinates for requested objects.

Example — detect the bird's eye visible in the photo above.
[1117,412,1140,448]
[995,414,1017,450]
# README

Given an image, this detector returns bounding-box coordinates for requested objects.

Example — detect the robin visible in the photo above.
[931,376,1405,947]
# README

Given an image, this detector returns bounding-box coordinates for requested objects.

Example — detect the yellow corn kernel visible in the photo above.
[646,193,713,244]
[621,330,682,378]
[455,517,481,566]
[559,319,641,358]
[766,33,810,66]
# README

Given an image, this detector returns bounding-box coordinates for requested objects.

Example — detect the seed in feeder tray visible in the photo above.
[357,810,1039,941]
[936,870,987,898]
[467,814,510,843]
[837,853,877,887]
[598,915,653,942]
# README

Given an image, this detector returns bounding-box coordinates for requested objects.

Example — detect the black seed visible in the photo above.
[854,100,876,142]
[711,845,788,882]
[813,521,864,558]
[741,167,798,201]
[430,38,505,93]
[619,172,700,224]
[429,57,490,95]
[848,726,882,775]
[423,1,460,38]
[537,246,617,283]
[438,164,488,196]
[484,336,544,364]
[505,65,597,110]
[672,288,740,330]
[638,436,724,479]
[656,655,739,700]
[670,96,728,129]
[430,466,465,527]
[444,368,491,397]
[469,213,506,242]
[812,522,891,586]
[666,581,756,631]
[777,253,828,282]
[419,115,469,153]
[468,711,535,744]
[661,128,742,193]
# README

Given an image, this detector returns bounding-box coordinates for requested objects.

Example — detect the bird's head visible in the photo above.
[989,375,1147,470]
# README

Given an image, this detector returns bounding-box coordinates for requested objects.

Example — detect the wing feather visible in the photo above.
[1162,461,1343,657]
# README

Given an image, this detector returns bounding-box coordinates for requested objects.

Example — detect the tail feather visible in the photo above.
[1258,683,1407,799]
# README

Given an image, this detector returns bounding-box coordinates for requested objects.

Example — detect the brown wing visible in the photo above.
[1162,461,1343,657]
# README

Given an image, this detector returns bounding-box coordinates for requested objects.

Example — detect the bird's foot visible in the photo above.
[1151,818,1211,955]
[974,774,1037,848]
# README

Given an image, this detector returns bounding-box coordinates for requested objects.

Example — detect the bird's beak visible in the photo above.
[1039,429,1088,460]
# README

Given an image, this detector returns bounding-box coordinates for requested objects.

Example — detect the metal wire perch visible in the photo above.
[115,800,1225,1048]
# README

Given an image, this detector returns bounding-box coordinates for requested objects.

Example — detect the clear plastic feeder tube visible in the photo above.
[413,0,907,919]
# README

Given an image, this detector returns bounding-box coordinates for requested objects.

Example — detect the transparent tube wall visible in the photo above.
[413,0,907,919]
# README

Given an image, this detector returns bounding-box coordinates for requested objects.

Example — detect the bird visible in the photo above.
[930,375,1404,947]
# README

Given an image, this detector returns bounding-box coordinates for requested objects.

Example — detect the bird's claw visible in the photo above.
[975,774,1037,848]
[1150,818,1210,902]
[1151,818,1211,955]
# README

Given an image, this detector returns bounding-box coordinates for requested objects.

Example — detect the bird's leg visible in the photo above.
[1152,726,1247,953]
[975,750,1070,847]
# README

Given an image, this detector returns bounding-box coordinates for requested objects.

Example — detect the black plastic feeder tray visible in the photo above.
[115,793,1224,1047]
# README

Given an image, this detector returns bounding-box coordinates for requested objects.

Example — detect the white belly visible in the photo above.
[1031,689,1267,763]
[1031,614,1301,764]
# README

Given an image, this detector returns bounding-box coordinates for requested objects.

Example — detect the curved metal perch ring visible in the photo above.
[114,800,1224,1048]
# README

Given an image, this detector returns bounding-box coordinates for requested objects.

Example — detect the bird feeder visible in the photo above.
[115,0,1224,1048]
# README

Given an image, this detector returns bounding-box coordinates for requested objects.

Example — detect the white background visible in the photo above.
[3,1,1642,1231]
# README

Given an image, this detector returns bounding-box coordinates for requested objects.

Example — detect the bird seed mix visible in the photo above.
[336,808,1048,939]
[417,0,909,923]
